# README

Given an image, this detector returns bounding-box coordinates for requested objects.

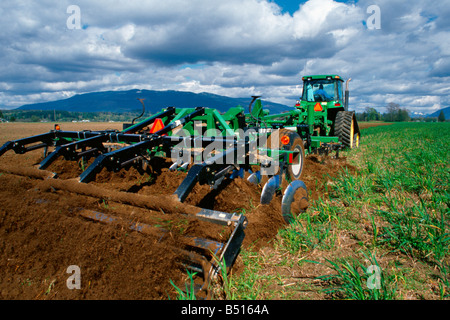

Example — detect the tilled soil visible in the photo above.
[0,123,355,300]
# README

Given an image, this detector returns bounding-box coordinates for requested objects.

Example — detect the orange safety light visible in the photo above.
[314,103,323,111]
[149,118,166,135]
[281,135,290,145]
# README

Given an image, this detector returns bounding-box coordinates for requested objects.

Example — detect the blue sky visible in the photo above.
[0,0,449,115]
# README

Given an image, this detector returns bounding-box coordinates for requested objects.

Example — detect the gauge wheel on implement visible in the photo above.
[280,129,305,182]
[255,128,308,224]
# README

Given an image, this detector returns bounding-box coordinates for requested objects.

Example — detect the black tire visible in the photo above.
[287,135,305,181]
[265,129,305,181]
[335,111,360,149]
[279,129,305,181]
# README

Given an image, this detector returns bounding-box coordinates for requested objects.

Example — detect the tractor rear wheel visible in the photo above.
[335,111,360,149]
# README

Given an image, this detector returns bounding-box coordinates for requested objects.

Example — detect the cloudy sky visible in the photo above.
[0,0,449,114]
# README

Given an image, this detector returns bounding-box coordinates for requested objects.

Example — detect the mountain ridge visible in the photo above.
[17,89,293,114]
[427,106,450,119]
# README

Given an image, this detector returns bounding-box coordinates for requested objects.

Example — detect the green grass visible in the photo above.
[227,248,276,299]
[278,211,333,254]
[314,251,397,300]
[169,270,197,300]
[377,199,449,260]
[230,122,450,300]
[355,123,449,260]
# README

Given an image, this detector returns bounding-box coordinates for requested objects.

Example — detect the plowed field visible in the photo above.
[0,122,356,299]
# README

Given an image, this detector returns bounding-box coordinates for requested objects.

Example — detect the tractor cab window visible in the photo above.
[337,80,343,102]
[302,79,337,102]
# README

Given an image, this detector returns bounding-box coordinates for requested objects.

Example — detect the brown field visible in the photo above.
[0,122,360,300]
[358,121,393,130]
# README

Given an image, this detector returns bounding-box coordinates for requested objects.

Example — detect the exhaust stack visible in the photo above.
[344,78,351,111]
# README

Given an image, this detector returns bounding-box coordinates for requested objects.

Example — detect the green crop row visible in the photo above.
[171,122,449,300]
[233,122,449,300]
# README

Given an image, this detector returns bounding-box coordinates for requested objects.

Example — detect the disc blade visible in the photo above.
[281,180,308,223]
[260,175,280,204]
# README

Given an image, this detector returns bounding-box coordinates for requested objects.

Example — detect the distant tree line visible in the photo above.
[355,103,447,122]
[355,103,411,122]
[356,107,382,122]
[1,105,446,124]
[0,110,149,123]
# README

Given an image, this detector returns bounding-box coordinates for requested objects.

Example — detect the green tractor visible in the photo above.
[246,74,360,154]
[298,74,360,149]
[241,74,360,187]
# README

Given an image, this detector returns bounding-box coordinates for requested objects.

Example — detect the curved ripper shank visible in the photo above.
[39,134,109,169]
[78,107,208,183]
[79,137,163,183]
[173,142,250,203]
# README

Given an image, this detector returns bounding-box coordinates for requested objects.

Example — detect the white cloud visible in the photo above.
[293,0,362,38]
[0,0,448,115]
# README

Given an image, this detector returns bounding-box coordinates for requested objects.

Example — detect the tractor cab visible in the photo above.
[294,74,359,148]
[298,75,345,112]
